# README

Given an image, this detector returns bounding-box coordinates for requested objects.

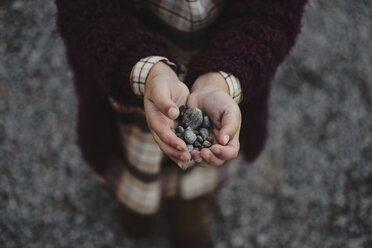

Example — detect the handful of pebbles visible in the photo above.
[173,105,215,153]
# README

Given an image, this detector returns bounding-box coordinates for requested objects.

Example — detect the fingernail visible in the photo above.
[179,155,185,161]
[195,157,202,163]
[168,107,178,119]
[176,145,183,151]
[179,162,187,170]
[177,162,183,169]
[223,135,229,145]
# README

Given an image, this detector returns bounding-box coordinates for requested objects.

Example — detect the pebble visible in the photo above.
[186,145,194,153]
[174,106,216,153]
[194,140,202,147]
[206,136,214,144]
[202,116,211,128]
[179,105,187,115]
[177,105,187,121]
[182,107,203,130]
[175,126,184,133]
[203,140,212,148]
[199,128,209,140]
[184,130,197,144]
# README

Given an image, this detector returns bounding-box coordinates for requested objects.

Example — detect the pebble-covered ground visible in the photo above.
[1,1,371,247]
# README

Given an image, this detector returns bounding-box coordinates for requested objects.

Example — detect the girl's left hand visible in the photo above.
[187,72,241,167]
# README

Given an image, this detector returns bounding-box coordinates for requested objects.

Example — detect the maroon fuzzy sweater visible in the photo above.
[56,0,308,174]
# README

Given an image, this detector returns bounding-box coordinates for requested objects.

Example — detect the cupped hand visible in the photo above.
[144,62,191,169]
[187,72,241,167]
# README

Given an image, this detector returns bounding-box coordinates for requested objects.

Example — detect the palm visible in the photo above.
[144,76,190,169]
[187,89,241,166]
[188,90,234,133]
[145,88,188,129]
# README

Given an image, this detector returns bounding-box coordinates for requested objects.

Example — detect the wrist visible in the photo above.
[145,62,180,96]
[147,61,178,83]
[191,72,229,94]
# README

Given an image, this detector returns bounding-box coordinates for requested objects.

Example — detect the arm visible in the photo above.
[186,0,308,101]
[56,0,174,107]
[186,0,308,161]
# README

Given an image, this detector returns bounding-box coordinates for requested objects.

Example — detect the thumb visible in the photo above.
[218,108,240,145]
[151,85,179,120]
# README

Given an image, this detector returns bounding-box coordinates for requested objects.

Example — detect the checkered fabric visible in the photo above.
[100,0,241,215]
[100,104,236,214]
[219,71,243,104]
[144,0,225,32]
[130,56,242,103]
[130,56,177,96]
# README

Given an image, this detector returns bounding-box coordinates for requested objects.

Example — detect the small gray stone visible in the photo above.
[184,130,197,144]
[182,107,203,130]
[196,135,203,143]
[202,140,212,148]
[185,126,193,131]
[206,136,214,144]
[177,105,187,121]
[179,105,187,114]
[194,130,199,135]
[202,115,211,128]
[199,128,209,140]
[194,140,202,147]
[175,126,184,133]
[187,145,194,153]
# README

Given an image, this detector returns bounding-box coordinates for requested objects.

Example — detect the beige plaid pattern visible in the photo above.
[116,169,161,214]
[131,55,242,103]
[219,71,243,104]
[100,104,235,214]
[122,125,163,175]
[100,0,241,215]
[130,56,177,96]
[145,0,224,32]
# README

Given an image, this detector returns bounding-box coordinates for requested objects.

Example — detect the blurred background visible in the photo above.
[1,0,371,247]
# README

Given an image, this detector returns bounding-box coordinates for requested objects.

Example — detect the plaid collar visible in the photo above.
[144,0,225,32]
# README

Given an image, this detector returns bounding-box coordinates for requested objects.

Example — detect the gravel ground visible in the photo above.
[1,0,371,247]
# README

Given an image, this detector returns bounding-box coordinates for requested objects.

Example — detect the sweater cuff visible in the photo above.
[218,71,243,104]
[130,56,177,96]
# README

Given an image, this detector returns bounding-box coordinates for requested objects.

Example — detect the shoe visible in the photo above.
[166,195,214,248]
[119,205,154,239]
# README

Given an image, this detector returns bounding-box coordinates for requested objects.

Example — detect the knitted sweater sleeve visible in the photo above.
[186,0,308,101]
[185,0,308,161]
[55,0,173,107]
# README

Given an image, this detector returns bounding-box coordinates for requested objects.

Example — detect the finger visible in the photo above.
[210,141,240,161]
[190,150,203,163]
[152,131,190,160]
[152,132,190,169]
[190,150,209,167]
[149,84,179,120]
[168,154,189,170]
[200,148,225,166]
[146,102,186,151]
[218,107,241,145]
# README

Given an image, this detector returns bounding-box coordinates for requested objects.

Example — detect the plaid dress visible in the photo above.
[99,0,242,215]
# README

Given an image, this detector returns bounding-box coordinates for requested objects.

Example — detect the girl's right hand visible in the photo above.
[144,62,191,169]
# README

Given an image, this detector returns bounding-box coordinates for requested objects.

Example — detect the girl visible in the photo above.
[56,0,307,247]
